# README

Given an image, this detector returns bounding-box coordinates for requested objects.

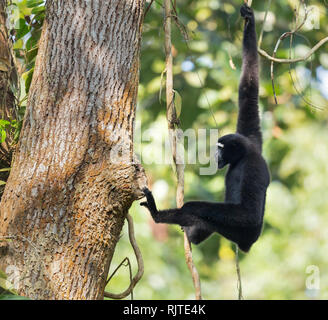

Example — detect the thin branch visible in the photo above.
[104,214,144,300]
[288,33,323,110]
[164,0,202,300]
[257,0,327,108]
[105,257,130,285]
[235,245,243,300]
[270,1,309,104]
[169,1,190,41]
[258,0,272,48]
[105,257,134,299]
[258,0,328,65]
[258,36,328,64]
[171,21,219,128]
[164,0,175,129]
[226,13,236,71]
[144,0,155,18]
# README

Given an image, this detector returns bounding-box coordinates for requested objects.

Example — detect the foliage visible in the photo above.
[12,0,45,93]
[4,0,328,300]
[1,0,46,144]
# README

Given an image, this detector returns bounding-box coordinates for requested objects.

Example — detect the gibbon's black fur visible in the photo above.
[141,4,270,252]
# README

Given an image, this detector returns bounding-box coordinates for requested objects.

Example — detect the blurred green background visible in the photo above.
[5,0,328,300]
[107,0,328,300]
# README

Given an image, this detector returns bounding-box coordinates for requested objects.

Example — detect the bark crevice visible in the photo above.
[0,0,146,300]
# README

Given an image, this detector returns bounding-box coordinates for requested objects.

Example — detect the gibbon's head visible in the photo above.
[216,134,248,169]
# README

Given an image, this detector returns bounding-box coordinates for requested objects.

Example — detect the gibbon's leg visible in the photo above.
[184,226,214,244]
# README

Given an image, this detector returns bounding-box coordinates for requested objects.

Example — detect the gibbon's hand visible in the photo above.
[140,187,157,213]
[240,3,254,22]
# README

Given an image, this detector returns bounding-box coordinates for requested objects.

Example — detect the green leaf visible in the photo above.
[0,130,6,143]
[23,67,35,93]
[0,120,11,128]
[15,19,30,40]
[18,106,26,119]
[14,120,23,142]
[31,6,45,14]
[0,270,7,279]
[33,11,45,23]
[26,32,40,51]
[173,90,182,118]
[159,68,166,104]
[26,0,44,8]
[0,278,14,293]
[26,46,38,62]
[0,294,30,300]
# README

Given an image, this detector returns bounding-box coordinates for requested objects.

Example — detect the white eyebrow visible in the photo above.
[216,142,224,148]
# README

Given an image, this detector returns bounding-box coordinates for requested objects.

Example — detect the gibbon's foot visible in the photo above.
[240,3,254,21]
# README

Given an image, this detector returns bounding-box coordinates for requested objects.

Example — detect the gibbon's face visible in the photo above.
[216,141,226,169]
[216,134,246,169]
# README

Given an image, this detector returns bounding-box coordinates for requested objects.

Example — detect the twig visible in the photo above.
[105,257,134,299]
[144,0,155,18]
[270,1,309,104]
[106,257,130,286]
[258,0,326,109]
[258,37,328,64]
[169,0,190,42]
[258,0,272,48]
[164,0,175,130]
[163,0,202,300]
[104,214,144,299]
[176,34,219,128]
[258,0,328,65]
[235,245,243,300]
[226,13,236,71]
[288,33,323,110]
[165,1,218,129]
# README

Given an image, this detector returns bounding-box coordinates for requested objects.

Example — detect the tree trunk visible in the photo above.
[0,0,146,300]
[0,0,18,181]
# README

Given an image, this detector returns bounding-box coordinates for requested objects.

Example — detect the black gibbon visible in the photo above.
[141,4,270,252]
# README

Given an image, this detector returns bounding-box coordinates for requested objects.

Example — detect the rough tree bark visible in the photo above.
[0,0,147,300]
[0,0,17,181]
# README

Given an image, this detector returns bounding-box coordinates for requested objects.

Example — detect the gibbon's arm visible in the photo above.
[237,5,262,151]
[141,189,261,228]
